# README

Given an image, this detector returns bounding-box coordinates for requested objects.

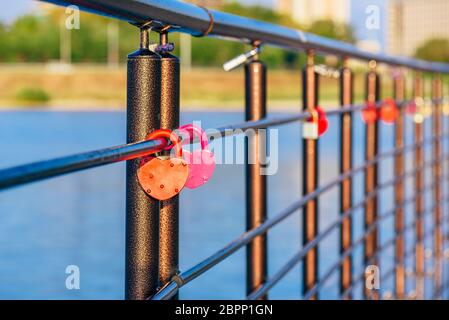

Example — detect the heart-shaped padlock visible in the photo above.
[361,102,378,124]
[379,98,398,124]
[178,124,216,189]
[137,129,189,201]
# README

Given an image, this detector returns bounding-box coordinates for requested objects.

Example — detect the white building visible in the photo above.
[387,0,449,56]
[276,0,351,26]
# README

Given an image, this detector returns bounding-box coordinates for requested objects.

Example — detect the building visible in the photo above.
[276,0,350,26]
[386,0,449,56]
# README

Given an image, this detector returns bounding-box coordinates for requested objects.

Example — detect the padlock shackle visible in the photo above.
[305,108,319,123]
[304,106,329,138]
[146,129,183,157]
[178,124,209,150]
[361,102,379,124]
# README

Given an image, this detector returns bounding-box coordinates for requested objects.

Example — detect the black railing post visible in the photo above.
[446,81,449,300]
[302,49,319,299]
[158,31,181,299]
[432,74,443,297]
[393,70,406,299]
[125,26,161,300]
[413,72,425,299]
[364,60,380,300]
[245,43,268,299]
[339,57,354,299]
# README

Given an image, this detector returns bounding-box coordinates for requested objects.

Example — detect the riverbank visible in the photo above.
[0,64,373,110]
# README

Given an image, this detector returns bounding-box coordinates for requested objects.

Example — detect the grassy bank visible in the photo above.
[0,63,420,110]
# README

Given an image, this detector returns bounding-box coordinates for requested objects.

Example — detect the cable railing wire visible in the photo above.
[268,183,438,300]
[0,103,365,190]
[341,211,448,298]
[0,138,167,190]
[151,150,445,300]
[211,99,417,140]
[302,193,443,300]
[1,102,440,191]
[246,169,438,300]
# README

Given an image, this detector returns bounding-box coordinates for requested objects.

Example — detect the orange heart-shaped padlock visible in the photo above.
[137,129,189,201]
[379,98,398,124]
[361,102,378,124]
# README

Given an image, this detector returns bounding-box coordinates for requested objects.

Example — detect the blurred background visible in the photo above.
[0,0,448,109]
[0,0,447,300]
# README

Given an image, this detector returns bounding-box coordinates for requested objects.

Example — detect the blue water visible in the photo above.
[0,109,442,299]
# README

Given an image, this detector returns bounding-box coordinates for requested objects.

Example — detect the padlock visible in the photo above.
[302,109,319,140]
[406,97,425,123]
[406,99,417,115]
[315,106,329,136]
[379,98,398,124]
[361,102,378,124]
[137,129,189,201]
[413,97,426,124]
[178,124,216,189]
[303,107,329,139]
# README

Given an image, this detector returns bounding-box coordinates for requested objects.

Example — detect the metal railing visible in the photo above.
[1,0,449,300]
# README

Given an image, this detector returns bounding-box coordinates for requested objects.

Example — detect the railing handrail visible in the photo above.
[41,0,449,73]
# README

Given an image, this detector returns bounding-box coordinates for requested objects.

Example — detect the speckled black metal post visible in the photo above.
[245,59,268,299]
[159,40,180,300]
[125,42,162,300]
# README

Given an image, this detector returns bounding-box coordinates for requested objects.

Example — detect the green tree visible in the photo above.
[222,2,299,27]
[217,2,308,69]
[0,22,10,61]
[1,15,59,62]
[308,19,355,43]
[415,38,449,63]
[0,3,355,68]
[70,13,108,62]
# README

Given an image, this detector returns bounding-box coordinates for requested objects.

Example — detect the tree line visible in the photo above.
[0,2,444,66]
[0,3,355,68]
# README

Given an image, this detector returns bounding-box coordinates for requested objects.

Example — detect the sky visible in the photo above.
[0,0,36,23]
[350,0,387,50]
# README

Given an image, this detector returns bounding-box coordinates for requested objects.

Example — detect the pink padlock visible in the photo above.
[178,124,216,189]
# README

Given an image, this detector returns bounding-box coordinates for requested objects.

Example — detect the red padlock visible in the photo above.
[137,129,189,201]
[361,102,378,124]
[406,100,417,115]
[406,97,426,117]
[315,106,329,137]
[379,98,398,124]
